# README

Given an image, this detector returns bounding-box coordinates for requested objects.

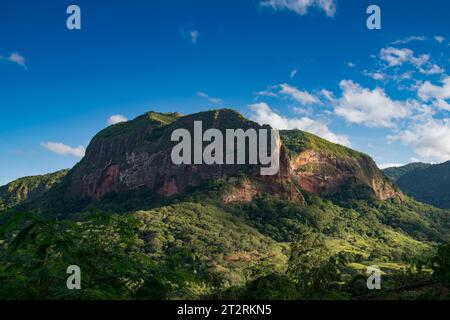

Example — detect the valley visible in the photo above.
[0,109,449,300]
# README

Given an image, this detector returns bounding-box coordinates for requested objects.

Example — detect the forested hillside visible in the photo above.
[1,110,449,300]
[384,162,450,209]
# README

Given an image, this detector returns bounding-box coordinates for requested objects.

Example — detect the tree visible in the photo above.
[287,228,346,297]
[0,212,189,299]
[432,243,450,287]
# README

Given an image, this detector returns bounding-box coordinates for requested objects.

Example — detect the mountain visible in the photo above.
[384,163,432,182]
[1,109,449,300]
[0,170,68,210]
[281,130,400,201]
[65,109,400,203]
[384,161,450,209]
[67,110,289,200]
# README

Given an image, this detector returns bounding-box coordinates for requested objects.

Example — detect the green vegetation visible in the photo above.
[94,111,183,139]
[0,170,68,211]
[1,109,450,300]
[1,179,449,299]
[0,213,192,299]
[280,130,364,159]
[383,163,432,182]
[385,161,450,209]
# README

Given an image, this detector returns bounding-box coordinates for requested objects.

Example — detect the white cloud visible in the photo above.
[433,99,450,111]
[388,119,450,162]
[380,47,414,67]
[392,71,413,81]
[7,52,26,68]
[255,90,278,98]
[380,47,429,68]
[379,47,443,76]
[392,36,427,45]
[189,30,199,44]
[334,80,411,128]
[107,114,128,125]
[181,29,199,44]
[197,91,223,104]
[346,62,356,68]
[417,77,450,110]
[371,73,385,81]
[419,64,444,75]
[249,102,350,146]
[418,77,450,100]
[434,36,445,44]
[42,142,85,158]
[279,83,320,105]
[290,68,298,79]
[261,0,337,17]
[320,89,334,101]
[363,71,386,81]
[411,54,431,67]
[377,163,405,170]
[254,84,323,104]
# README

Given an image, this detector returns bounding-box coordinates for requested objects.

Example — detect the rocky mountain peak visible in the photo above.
[65,109,401,202]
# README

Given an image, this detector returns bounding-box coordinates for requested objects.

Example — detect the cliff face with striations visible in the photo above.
[66,109,401,202]
[68,110,291,201]
[288,149,399,200]
[281,130,401,201]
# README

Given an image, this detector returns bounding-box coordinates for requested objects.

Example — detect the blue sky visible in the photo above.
[1,0,450,185]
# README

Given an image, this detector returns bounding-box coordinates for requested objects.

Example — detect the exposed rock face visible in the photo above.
[68,110,290,200]
[280,129,401,201]
[289,150,400,200]
[222,177,305,204]
[67,109,401,202]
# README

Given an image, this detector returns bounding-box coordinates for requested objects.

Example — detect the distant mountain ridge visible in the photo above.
[384,163,432,182]
[384,161,450,209]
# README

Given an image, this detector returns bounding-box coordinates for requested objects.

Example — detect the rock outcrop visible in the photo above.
[281,130,401,201]
[288,150,399,200]
[66,109,401,202]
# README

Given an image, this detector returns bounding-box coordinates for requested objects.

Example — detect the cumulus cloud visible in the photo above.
[388,119,450,162]
[249,102,350,146]
[261,0,337,17]
[108,114,128,125]
[380,47,429,68]
[42,142,85,158]
[380,47,414,67]
[334,80,411,128]
[417,77,450,110]
[197,92,223,104]
[379,47,443,76]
